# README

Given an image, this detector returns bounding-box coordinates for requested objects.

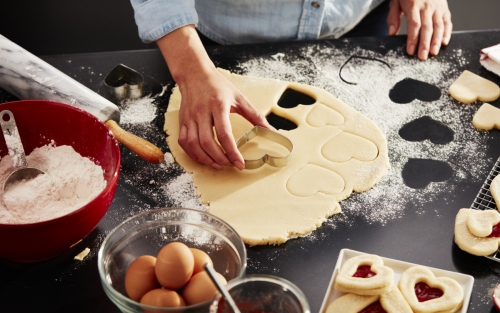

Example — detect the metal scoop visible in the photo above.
[0,110,45,196]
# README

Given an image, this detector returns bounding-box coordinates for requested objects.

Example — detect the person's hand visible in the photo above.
[177,67,274,170]
[387,0,452,60]
[157,25,274,170]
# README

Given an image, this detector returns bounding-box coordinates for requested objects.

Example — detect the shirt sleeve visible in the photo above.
[130,0,198,43]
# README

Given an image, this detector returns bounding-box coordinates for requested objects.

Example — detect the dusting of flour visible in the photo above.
[0,143,107,224]
[235,45,490,227]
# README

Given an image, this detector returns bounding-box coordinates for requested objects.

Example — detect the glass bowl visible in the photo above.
[210,275,311,313]
[98,207,247,312]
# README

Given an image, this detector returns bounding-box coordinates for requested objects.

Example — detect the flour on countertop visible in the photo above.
[120,95,157,124]
[0,143,107,224]
[234,45,490,228]
[116,45,491,240]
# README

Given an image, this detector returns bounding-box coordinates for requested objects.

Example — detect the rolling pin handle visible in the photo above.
[105,120,164,164]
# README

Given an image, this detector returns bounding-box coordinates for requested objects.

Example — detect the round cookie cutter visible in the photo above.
[235,126,293,169]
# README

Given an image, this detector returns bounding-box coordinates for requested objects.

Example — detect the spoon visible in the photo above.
[0,110,45,196]
[204,263,241,313]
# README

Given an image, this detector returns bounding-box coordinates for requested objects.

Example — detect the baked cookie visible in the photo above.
[334,254,394,296]
[449,70,500,103]
[455,208,500,256]
[326,286,412,313]
[466,209,500,237]
[398,266,463,313]
[492,174,500,207]
[472,103,500,131]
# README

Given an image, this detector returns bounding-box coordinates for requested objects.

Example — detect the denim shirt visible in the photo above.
[130,0,385,45]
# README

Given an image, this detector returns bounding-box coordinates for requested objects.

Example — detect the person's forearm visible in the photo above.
[156,25,215,86]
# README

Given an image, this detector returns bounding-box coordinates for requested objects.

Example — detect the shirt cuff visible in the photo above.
[131,0,198,43]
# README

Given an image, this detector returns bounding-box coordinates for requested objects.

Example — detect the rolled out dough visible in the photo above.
[165,69,389,245]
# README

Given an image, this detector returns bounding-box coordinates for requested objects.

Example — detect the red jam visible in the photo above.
[353,265,377,278]
[488,221,500,237]
[358,301,387,313]
[415,282,443,302]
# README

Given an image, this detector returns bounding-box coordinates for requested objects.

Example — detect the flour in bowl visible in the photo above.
[0,143,107,224]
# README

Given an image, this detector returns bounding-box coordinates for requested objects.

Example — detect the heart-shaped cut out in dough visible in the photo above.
[306,103,344,127]
[449,70,500,103]
[455,208,500,256]
[287,164,345,197]
[326,286,412,313]
[334,254,394,296]
[398,266,463,313]
[473,103,500,131]
[493,174,500,207]
[466,209,500,237]
[322,132,378,163]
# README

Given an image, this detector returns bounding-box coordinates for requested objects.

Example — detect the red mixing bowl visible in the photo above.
[0,100,121,262]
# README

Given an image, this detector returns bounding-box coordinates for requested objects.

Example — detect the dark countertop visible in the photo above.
[1,30,500,313]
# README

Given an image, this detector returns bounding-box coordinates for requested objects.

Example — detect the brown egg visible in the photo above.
[155,242,194,290]
[140,288,185,311]
[125,255,161,302]
[190,248,213,275]
[182,271,227,306]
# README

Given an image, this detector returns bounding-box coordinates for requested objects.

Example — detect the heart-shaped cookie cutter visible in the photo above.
[103,64,144,103]
[235,126,293,169]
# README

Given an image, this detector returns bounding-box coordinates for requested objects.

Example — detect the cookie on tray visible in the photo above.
[398,266,463,313]
[334,254,394,296]
[326,285,412,313]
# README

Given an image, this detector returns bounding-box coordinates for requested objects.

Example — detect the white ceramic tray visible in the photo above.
[319,249,474,313]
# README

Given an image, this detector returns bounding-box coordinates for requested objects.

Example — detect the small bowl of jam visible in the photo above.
[210,275,310,313]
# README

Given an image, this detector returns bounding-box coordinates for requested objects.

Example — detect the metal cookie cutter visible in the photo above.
[235,126,293,169]
[103,64,144,103]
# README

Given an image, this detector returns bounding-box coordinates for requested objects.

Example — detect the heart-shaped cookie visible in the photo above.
[398,266,463,313]
[466,209,500,237]
[449,70,500,103]
[334,254,394,296]
[322,132,378,163]
[398,266,464,313]
[455,209,500,256]
[472,103,500,131]
[326,286,412,313]
[286,164,345,197]
[493,174,500,207]
[306,103,344,127]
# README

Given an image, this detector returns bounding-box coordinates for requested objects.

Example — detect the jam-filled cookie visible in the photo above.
[334,254,394,296]
[326,285,412,313]
[398,266,463,313]
[455,208,500,256]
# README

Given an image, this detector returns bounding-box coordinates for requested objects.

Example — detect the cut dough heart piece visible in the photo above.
[466,209,500,237]
[306,103,344,127]
[398,266,463,313]
[455,209,500,256]
[322,132,378,163]
[165,69,389,245]
[449,70,500,103]
[287,164,345,197]
[334,254,394,296]
[493,174,500,207]
[326,286,412,313]
[472,103,500,131]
